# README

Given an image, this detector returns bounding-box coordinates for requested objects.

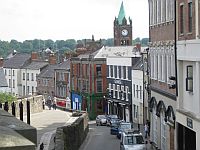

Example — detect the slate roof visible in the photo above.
[55,59,70,70]
[23,61,48,70]
[38,64,59,78]
[3,53,31,69]
[0,68,8,87]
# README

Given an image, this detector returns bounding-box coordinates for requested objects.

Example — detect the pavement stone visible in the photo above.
[26,106,72,150]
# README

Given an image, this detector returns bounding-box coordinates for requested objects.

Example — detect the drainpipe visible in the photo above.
[174,0,178,97]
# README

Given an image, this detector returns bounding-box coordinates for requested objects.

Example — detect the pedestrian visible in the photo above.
[144,123,149,139]
[53,97,57,110]
[40,143,44,150]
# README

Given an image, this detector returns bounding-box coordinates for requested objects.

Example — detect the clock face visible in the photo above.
[121,29,128,36]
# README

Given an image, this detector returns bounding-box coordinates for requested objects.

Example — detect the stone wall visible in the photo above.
[55,112,89,150]
[5,95,43,117]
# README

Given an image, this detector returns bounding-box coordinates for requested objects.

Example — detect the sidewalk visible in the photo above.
[25,106,72,150]
[132,122,153,150]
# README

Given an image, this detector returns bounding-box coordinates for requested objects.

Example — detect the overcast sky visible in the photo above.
[0,0,149,42]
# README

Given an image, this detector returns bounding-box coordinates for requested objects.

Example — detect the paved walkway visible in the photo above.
[25,106,72,150]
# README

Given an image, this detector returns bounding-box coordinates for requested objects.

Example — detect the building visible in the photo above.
[148,0,176,149]
[105,46,141,122]
[3,53,31,97]
[114,1,132,46]
[54,59,71,109]
[37,64,59,100]
[176,0,200,149]
[0,68,9,93]
[132,57,144,125]
[70,50,107,119]
[21,61,48,97]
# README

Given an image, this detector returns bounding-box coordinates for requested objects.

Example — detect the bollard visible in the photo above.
[27,100,30,124]
[4,101,9,112]
[0,103,2,108]
[19,101,23,121]
[11,102,16,116]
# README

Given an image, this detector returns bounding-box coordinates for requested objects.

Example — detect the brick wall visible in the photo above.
[150,23,175,42]
[178,0,196,41]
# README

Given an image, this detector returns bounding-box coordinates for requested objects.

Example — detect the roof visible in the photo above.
[94,46,141,58]
[38,64,59,78]
[0,68,8,87]
[23,61,48,70]
[55,59,70,70]
[118,1,126,25]
[3,53,31,69]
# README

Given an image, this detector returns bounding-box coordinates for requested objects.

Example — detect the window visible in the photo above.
[113,84,115,98]
[117,66,119,78]
[180,5,184,34]
[113,65,115,78]
[27,73,29,81]
[27,86,30,94]
[133,84,135,97]
[126,66,128,79]
[186,65,193,92]
[9,79,11,88]
[121,85,124,100]
[32,86,34,94]
[23,73,25,80]
[23,85,25,96]
[9,70,11,76]
[136,85,139,98]
[96,79,102,92]
[96,64,102,76]
[188,2,192,32]
[111,66,113,77]
[140,86,142,99]
[4,69,7,76]
[12,70,15,76]
[13,79,15,88]
[31,73,34,81]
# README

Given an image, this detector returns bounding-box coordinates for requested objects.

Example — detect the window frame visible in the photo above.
[186,65,193,92]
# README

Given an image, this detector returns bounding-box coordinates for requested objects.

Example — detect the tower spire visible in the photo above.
[117,1,126,25]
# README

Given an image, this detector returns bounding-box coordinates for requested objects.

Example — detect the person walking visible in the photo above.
[144,123,149,139]
[53,97,57,110]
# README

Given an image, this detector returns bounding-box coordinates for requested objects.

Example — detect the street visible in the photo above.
[80,123,152,150]
[80,123,120,150]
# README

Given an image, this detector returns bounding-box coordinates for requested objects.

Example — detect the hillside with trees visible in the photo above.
[0,37,148,58]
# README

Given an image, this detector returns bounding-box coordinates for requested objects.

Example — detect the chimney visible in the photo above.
[31,52,38,61]
[0,57,4,67]
[49,54,56,64]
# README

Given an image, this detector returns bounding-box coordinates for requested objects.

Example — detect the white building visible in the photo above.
[176,0,200,149]
[0,68,9,93]
[21,61,48,96]
[3,53,31,96]
[132,58,144,125]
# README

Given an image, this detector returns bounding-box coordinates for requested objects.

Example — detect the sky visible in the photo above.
[0,0,149,42]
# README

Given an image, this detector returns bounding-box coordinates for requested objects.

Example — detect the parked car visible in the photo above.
[110,121,120,135]
[96,115,107,126]
[106,115,118,126]
[120,129,146,150]
[117,122,132,139]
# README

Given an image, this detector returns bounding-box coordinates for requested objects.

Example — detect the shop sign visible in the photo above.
[187,118,193,129]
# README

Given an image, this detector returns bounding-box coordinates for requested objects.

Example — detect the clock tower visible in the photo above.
[114,1,132,46]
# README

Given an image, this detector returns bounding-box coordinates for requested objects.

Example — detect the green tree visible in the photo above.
[0,93,17,103]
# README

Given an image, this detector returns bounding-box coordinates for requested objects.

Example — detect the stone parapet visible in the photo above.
[0,109,37,146]
[55,112,89,150]
[0,126,35,150]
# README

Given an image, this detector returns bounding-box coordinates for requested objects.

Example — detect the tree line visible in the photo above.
[0,38,148,58]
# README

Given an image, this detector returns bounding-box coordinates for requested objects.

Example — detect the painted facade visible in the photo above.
[176,0,200,149]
